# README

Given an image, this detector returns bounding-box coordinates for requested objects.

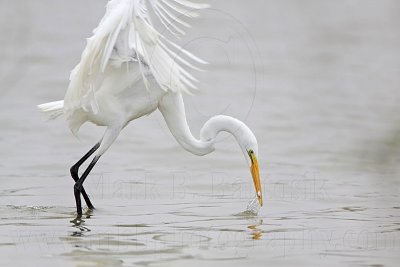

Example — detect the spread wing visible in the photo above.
[64,0,209,114]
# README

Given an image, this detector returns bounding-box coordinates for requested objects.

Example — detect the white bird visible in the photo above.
[38,0,262,217]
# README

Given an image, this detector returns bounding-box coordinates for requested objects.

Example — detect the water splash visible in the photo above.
[245,195,261,215]
[234,196,261,217]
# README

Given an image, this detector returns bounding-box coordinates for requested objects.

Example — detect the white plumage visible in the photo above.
[38,0,262,217]
[64,0,208,120]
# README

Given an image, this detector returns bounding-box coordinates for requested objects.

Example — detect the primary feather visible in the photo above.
[64,0,209,118]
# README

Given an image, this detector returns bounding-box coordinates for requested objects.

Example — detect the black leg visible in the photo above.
[70,143,100,211]
[74,155,101,216]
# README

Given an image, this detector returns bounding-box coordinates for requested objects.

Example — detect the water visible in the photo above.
[1,0,400,266]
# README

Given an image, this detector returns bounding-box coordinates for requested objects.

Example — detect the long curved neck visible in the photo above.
[158,93,253,157]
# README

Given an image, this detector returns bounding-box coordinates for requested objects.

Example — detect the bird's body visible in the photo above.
[38,0,262,217]
[69,63,163,137]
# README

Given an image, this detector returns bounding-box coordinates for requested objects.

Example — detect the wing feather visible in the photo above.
[64,0,209,115]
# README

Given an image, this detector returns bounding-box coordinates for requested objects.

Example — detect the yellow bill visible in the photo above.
[248,150,263,206]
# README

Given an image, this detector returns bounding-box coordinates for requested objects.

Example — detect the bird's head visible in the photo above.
[200,115,263,207]
[247,148,262,206]
[240,136,263,207]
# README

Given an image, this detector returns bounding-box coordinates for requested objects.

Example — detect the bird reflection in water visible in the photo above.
[70,209,93,237]
[248,220,263,240]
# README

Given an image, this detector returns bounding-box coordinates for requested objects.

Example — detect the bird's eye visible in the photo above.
[247,149,254,163]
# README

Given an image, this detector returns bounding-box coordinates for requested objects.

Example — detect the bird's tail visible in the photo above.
[37,100,64,120]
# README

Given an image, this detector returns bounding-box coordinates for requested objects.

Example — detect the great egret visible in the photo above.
[38,0,262,216]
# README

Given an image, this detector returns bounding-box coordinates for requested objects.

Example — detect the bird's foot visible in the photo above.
[86,203,95,210]
[84,207,94,218]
